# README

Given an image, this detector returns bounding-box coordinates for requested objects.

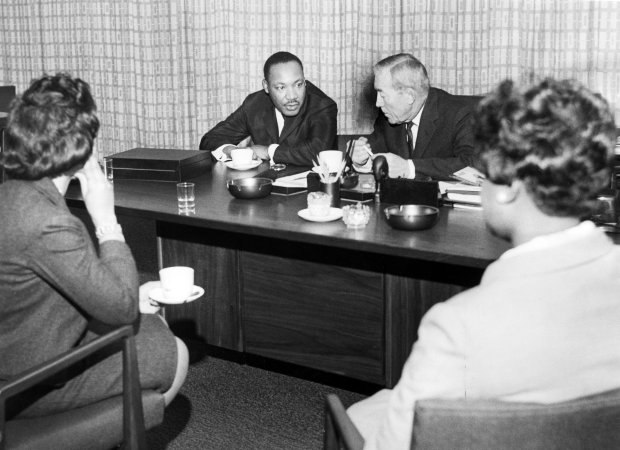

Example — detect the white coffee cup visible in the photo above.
[231,148,254,166]
[159,266,194,303]
[318,150,344,173]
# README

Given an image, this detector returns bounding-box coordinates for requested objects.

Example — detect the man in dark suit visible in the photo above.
[351,53,476,180]
[199,51,337,167]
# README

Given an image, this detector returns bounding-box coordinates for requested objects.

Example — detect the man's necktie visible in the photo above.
[280,115,294,142]
[406,122,416,159]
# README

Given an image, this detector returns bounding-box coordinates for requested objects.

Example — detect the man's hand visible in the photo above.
[351,137,372,165]
[250,145,270,160]
[73,154,117,229]
[221,145,237,158]
[376,153,411,178]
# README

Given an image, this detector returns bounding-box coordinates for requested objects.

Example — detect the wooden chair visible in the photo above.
[324,394,364,450]
[0,324,165,450]
[324,389,620,450]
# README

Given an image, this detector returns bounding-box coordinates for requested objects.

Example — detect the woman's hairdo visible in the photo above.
[1,72,99,180]
[473,77,616,217]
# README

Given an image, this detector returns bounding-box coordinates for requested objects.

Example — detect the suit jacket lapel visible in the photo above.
[413,88,438,158]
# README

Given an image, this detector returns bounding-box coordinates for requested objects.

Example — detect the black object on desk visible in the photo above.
[110,148,211,182]
[254,164,309,195]
[379,178,440,207]
[307,172,374,203]
[371,154,439,206]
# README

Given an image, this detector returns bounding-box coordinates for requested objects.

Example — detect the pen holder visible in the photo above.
[320,181,341,208]
[307,173,341,207]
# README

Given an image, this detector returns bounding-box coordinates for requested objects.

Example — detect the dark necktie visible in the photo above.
[280,115,294,142]
[406,122,415,159]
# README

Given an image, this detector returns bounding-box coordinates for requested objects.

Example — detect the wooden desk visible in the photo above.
[67,162,511,387]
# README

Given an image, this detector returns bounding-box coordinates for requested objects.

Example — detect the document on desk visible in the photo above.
[270,170,310,195]
[272,171,310,188]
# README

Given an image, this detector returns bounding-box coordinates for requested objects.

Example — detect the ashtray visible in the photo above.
[342,202,370,229]
[227,177,272,199]
[383,204,439,231]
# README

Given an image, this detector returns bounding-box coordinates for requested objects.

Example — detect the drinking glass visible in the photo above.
[177,182,196,214]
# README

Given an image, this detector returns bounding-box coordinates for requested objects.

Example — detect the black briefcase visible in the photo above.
[110,148,211,182]
[379,178,440,207]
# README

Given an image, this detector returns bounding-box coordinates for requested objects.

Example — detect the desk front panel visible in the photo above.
[157,220,475,386]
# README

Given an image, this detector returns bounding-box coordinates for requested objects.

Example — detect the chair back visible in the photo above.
[411,389,620,450]
[0,86,15,113]
[0,86,14,183]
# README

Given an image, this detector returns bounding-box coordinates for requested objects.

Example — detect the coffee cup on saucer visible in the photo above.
[159,266,194,302]
[231,148,254,167]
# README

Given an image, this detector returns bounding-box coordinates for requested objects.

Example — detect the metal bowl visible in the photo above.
[227,177,273,199]
[383,204,439,231]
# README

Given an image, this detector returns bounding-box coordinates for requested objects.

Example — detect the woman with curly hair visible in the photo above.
[0,73,188,419]
[347,77,620,450]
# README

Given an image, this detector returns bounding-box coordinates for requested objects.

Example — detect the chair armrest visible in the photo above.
[0,325,134,401]
[324,394,364,450]
[0,324,147,450]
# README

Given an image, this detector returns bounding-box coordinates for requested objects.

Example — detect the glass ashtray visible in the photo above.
[342,202,370,229]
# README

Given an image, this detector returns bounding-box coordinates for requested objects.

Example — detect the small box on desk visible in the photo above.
[110,148,211,182]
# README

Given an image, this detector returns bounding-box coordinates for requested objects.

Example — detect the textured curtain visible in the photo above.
[1,0,619,158]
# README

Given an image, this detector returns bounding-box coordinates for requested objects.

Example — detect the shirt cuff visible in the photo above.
[406,160,416,179]
[212,144,232,162]
[96,223,125,243]
[268,144,279,162]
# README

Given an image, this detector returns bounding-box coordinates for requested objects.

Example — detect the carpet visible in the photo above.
[147,356,367,449]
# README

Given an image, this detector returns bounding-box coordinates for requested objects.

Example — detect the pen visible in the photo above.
[364,146,375,160]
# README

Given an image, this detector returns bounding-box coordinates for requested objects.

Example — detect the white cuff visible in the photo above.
[212,144,232,162]
[268,144,279,162]
[96,223,125,243]
[406,160,416,179]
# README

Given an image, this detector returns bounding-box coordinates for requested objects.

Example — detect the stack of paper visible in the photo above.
[439,181,482,208]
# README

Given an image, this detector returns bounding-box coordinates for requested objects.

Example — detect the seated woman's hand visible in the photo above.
[74,154,117,229]
[139,281,162,314]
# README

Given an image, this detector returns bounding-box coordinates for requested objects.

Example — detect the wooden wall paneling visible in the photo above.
[242,251,385,384]
[384,275,467,387]
[158,230,242,352]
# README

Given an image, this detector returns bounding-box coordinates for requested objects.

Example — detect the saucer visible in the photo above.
[298,207,343,222]
[149,286,204,304]
[225,160,261,171]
